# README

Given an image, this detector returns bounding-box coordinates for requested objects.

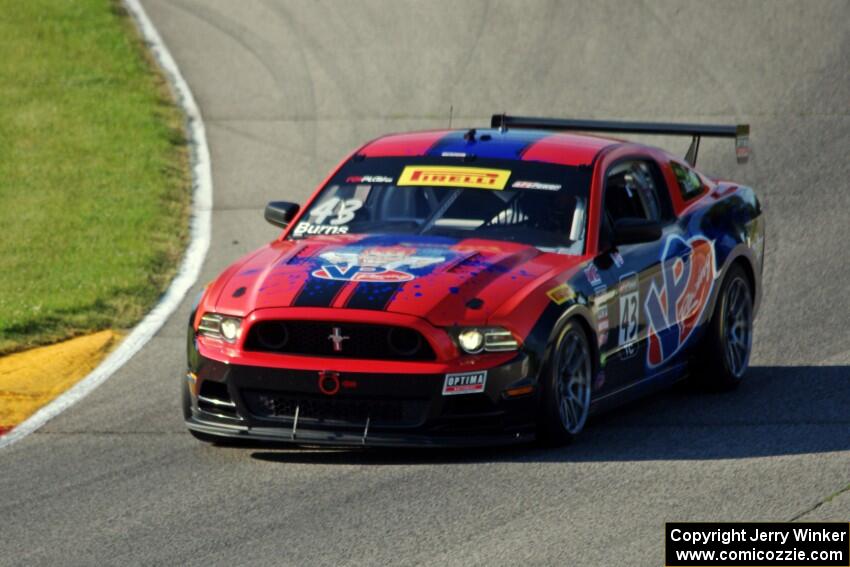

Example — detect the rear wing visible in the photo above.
[490,114,750,166]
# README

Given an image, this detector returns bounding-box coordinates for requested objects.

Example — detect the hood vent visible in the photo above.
[445,252,484,274]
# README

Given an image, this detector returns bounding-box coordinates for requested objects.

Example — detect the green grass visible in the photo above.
[0,0,189,355]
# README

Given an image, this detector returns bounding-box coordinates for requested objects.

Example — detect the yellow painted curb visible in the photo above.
[0,330,120,434]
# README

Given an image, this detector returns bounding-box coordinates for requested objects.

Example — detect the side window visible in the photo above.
[604,160,673,224]
[670,161,704,200]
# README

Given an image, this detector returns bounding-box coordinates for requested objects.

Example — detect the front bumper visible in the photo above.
[185,351,539,448]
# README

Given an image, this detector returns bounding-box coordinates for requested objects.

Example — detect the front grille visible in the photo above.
[244,321,436,360]
[242,390,428,427]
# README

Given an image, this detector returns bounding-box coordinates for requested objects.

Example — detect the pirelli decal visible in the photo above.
[398,166,511,190]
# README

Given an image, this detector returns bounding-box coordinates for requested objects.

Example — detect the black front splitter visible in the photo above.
[186,416,535,448]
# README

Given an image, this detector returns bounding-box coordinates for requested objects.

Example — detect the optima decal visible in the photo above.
[442,371,487,395]
[644,235,716,367]
[398,165,511,190]
[312,245,446,283]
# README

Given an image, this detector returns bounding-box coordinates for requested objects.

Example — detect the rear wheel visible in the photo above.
[694,264,753,390]
[540,320,593,445]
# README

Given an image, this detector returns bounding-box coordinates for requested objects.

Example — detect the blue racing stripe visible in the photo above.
[425,129,550,161]
[345,282,403,311]
[293,278,346,307]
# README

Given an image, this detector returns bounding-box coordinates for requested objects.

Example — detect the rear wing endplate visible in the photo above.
[490,114,750,165]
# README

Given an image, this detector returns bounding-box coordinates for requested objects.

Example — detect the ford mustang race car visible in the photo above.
[184,115,763,447]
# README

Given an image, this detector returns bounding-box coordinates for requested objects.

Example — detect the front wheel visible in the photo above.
[694,264,754,390]
[539,320,593,445]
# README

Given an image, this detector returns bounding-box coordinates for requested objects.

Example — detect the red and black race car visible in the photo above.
[184,115,764,447]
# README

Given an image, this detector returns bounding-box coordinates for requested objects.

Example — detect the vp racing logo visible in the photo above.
[312,246,445,283]
[644,235,716,368]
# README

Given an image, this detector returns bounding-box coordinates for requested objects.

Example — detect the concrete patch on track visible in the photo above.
[0,331,119,435]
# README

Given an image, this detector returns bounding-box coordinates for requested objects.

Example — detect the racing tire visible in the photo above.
[693,263,753,390]
[539,319,593,446]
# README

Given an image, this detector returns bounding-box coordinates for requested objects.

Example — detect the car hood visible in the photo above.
[213,234,583,326]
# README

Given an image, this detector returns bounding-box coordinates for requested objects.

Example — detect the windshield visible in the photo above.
[290,157,592,252]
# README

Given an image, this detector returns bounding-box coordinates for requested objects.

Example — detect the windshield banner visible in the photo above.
[398,165,511,190]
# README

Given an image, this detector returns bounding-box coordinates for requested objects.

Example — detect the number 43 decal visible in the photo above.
[310,197,363,225]
[618,274,640,358]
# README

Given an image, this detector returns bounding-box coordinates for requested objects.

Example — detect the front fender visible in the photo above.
[529,301,599,385]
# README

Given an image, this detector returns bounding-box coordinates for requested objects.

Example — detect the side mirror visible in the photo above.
[264,201,300,229]
[612,218,662,246]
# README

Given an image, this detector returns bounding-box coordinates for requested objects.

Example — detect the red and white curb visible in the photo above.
[0,0,212,449]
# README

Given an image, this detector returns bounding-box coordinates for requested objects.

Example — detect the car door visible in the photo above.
[592,158,683,395]
[642,162,716,374]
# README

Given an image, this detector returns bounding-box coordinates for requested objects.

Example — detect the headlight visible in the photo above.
[458,329,485,354]
[455,327,519,354]
[198,313,242,343]
[220,318,240,341]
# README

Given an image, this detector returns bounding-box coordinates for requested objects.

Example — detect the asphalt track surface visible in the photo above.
[2,2,849,565]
